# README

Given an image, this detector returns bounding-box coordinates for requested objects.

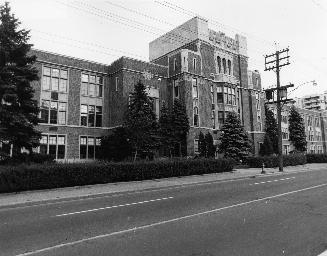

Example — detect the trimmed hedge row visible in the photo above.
[306,154,327,163]
[0,153,55,165]
[0,158,234,193]
[245,154,307,168]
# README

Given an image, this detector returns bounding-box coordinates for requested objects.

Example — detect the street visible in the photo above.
[1,169,327,256]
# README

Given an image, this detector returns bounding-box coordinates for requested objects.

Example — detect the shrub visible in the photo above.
[245,154,307,168]
[0,153,55,165]
[306,154,327,163]
[0,158,235,193]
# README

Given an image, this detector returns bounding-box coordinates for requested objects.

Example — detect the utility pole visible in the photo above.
[264,48,293,172]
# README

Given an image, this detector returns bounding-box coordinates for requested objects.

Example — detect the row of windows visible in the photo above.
[80,136,101,159]
[217,56,232,75]
[43,67,68,93]
[81,73,103,97]
[80,105,103,127]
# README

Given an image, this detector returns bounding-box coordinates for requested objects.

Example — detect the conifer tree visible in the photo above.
[289,106,307,152]
[159,102,174,157]
[198,131,206,157]
[259,133,274,156]
[205,132,216,158]
[218,112,251,161]
[264,105,278,154]
[0,2,41,154]
[123,81,159,161]
[171,98,190,157]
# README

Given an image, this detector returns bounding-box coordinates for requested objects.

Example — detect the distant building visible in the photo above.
[268,104,327,154]
[294,91,327,111]
[0,17,265,160]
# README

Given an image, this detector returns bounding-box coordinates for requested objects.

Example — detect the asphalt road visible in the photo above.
[1,169,327,256]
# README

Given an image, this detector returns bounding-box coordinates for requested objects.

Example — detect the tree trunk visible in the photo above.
[133,148,138,162]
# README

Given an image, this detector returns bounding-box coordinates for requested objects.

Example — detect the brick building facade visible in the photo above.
[16,17,265,160]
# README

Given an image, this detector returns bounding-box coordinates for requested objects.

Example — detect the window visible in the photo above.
[193,58,196,71]
[217,56,221,73]
[193,106,199,127]
[217,86,223,104]
[194,139,199,154]
[314,117,320,127]
[39,134,66,159]
[173,79,179,98]
[80,104,102,127]
[218,111,224,128]
[40,100,50,123]
[222,58,227,74]
[58,102,67,125]
[282,128,289,140]
[283,145,289,155]
[212,110,215,129]
[192,78,198,98]
[42,66,68,93]
[40,100,67,125]
[81,73,103,97]
[174,58,177,71]
[115,77,119,92]
[227,60,231,75]
[50,102,58,124]
[80,136,101,159]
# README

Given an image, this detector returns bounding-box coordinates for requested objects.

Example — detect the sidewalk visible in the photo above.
[0,163,326,208]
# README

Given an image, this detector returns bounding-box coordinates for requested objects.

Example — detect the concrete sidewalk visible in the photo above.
[0,163,326,208]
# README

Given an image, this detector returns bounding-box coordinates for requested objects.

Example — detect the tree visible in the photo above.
[158,102,174,157]
[171,98,190,157]
[123,81,159,161]
[264,105,278,154]
[218,112,251,162]
[99,127,132,162]
[288,106,307,152]
[0,2,41,154]
[259,133,274,156]
[198,131,206,157]
[205,132,216,158]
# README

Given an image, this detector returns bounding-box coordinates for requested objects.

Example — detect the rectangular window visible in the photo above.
[194,139,199,154]
[96,84,103,97]
[40,100,50,123]
[174,58,177,71]
[193,58,196,71]
[52,69,59,77]
[88,105,95,127]
[81,104,88,126]
[80,136,101,159]
[81,82,88,95]
[40,134,66,159]
[173,79,179,98]
[217,86,223,104]
[192,78,198,98]
[58,102,67,125]
[115,77,119,92]
[42,67,68,93]
[89,83,96,97]
[42,76,51,91]
[95,106,102,127]
[81,73,103,97]
[59,79,67,92]
[51,77,59,91]
[50,101,58,124]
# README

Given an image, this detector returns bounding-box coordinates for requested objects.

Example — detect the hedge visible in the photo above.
[306,154,327,163]
[0,153,55,165]
[245,154,307,168]
[0,158,234,193]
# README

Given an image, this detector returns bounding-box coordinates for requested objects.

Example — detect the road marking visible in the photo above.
[250,177,295,185]
[15,183,327,256]
[54,196,174,217]
[318,251,327,256]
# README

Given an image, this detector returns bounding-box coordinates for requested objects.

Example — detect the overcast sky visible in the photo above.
[5,0,327,97]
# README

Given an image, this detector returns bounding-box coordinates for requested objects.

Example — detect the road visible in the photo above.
[1,169,327,256]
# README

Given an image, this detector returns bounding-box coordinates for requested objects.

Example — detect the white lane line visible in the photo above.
[318,250,327,256]
[16,183,327,256]
[250,177,295,186]
[55,196,174,217]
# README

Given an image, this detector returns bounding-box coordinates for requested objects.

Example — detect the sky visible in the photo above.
[4,0,327,98]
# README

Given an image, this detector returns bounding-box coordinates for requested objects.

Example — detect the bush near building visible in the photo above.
[0,158,234,193]
[306,154,327,163]
[245,154,307,168]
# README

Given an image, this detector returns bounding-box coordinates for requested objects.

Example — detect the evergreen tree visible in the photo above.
[264,105,278,154]
[198,131,206,157]
[218,112,251,161]
[99,127,132,162]
[205,132,216,158]
[158,102,174,157]
[0,2,41,154]
[171,98,190,157]
[259,133,274,156]
[288,106,307,152]
[123,81,159,161]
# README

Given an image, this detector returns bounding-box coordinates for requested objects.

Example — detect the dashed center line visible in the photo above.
[250,177,295,186]
[55,196,174,217]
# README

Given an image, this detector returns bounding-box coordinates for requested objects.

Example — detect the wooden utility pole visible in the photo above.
[264,48,293,172]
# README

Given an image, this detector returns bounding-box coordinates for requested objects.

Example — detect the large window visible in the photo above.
[227,60,232,75]
[42,67,68,93]
[80,104,102,127]
[217,86,223,104]
[81,73,103,97]
[217,56,221,73]
[40,134,66,159]
[222,58,227,74]
[173,79,179,98]
[80,136,101,159]
[40,99,67,125]
[192,78,199,127]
